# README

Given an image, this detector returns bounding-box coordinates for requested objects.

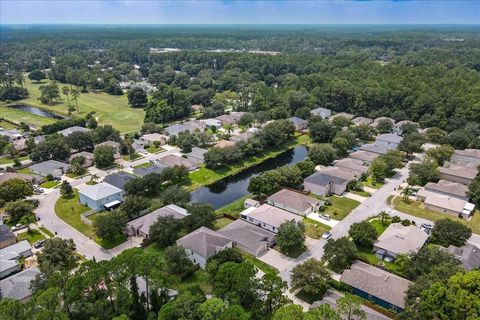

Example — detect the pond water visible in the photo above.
[190,146,308,209]
[8,104,64,120]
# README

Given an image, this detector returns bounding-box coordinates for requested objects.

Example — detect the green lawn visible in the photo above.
[66,172,86,179]
[369,219,391,236]
[17,229,46,244]
[357,251,404,276]
[214,195,250,218]
[122,153,143,161]
[391,196,480,234]
[40,180,60,188]
[363,176,384,189]
[133,162,153,169]
[7,76,145,133]
[54,191,125,249]
[146,146,165,154]
[213,217,235,230]
[17,167,35,175]
[0,155,29,165]
[0,105,56,128]
[351,190,371,197]
[39,226,55,237]
[323,196,360,220]
[187,134,311,191]
[242,252,279,275]
[303,218,331,239]
[0,119,17,129]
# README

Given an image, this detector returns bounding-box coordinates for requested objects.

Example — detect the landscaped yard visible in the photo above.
[213,217,235,230]
[214,195,251,218]
[0,155,29,165]
[0,105,56,128]
[133,162,153,169]
[303,218,331,239]
[363,176,384,189]
[187,134,311,190]
[323,196,360,220]
[369,219,391,236]
[17,167,35,175]
[17,229,46,244]
[54,191,126,249]
[146,146,165,154]
[39,226,55,237]
[4,76,145,133]
[391,196,480,234]
[357,250,404,276]
[40,180,60,188]
[351,189,371,197]
[122,153,143,161]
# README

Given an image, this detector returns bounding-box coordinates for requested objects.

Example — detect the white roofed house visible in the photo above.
[438,164,478,186]
[352,117,373,126]
[266,189,323,216]
[416,189,474,218]
[139,133,169,146]
[310,107,332,119]
[200,118,222,129]
[78,182,124,211]
[58,126,89,137]
[240,204,302,234]
[176,227,233,268]
[288,117,308,131]
[0,240,32,279]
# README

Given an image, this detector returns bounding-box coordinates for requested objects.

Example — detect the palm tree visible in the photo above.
[223,124,233,134]
[378,210,389,226]
[401,185,413,203]
[70,86,80,113]
[62,86,71,107]
[395,254,410,271]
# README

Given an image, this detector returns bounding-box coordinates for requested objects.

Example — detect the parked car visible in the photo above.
[34,240,46,249]
[319,213,331,221]
[322,231,332,239]
[12,224,26,231]
[34,187,44,194]
[421,223,433,234]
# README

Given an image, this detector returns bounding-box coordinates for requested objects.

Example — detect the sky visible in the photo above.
[1,0,479,25]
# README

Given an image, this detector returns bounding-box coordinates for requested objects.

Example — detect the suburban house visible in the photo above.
[157,155,198,171]
[186,147,208,163]
[288,117,308,131]
[416,189,474,218]
[230,131,255,143]
[0,172,42,185]
[133,164,165,177]
[184,119,207,132]
[0,129,23,141]
[349,150,379,164]
[164,124,191,137]
[393,120,418,134]
[0,225,16,249]
[95,141,121,158]
[438,164,478,186]
[191,104,203,112]
[340,261,412,312]
[359,143,390,155]
[240,204,302,233]
[266,189,323,216]
[373,223,429,262]
[68,151,94,167]
[215,139,236,148]
[331,112,355,120]
[310,107,332,119]
[176,227,233,268]
[447,244,480,271]
[0,241,32,279]
[244,198,260,208]
[139,133,168,146]
[30,160,69,178]
[126,204,189,238]
[0,267,40,301]
[451,149,480,168]
[78,182,124,210]
[375,133,403,150]
[102,171,136,191]
[200,118,222,129]
[352,117,373,126]
[424,180,469,201]
[218,219,275,257]
[303,167,357,196]
[215,112,246,125]
[13,138,27,152]
[58,126,89,137]
[334,158,369,176]
[372,117,395,129]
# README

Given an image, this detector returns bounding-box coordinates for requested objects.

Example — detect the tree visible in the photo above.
[37,237,77,272]
[376,119,393,133]
[148,215,182,247]
[128,87,147,108]
[348,221,378,249]
[61,86,71,108]
[4,200,34,224]
[213,261,257,307]
[119,196,149,220]
[59,180,73,198]
[184,203,216,232]
[305,304,341,320]
[469,176,480,206]
[195,298,230,320]
[160,185,190,206]
[66,131,94,151]
[276,165,303,188]
[38,81,61,104]
[290,258,331,298]
[426,144,455,166]
[296,160,316,178]
[206,248,244,280]
[425,127,447,143]
[308,143,337,166]
[257,273,290,317]
[164,245,194,277]
[309,120,337,143]
[398,133,425,156]
[0,178,33,203]
[93,210,127,241]
[158,287,206,320]
[248,170,283,197]
[68,155,87,175]
[93,145,115,168]
[408,160,439,186]
[430,218,472,247]
[28,69,46,82]
[337,294,366,320]
[400,123,419,135]
[70,87,80,113]
[323,237,358,273]
[272,304,304,320]
[369,157,388,183]
[404,246,460,281]
[276,220,306,257]
[332,116,351,128]
[382,149,405,172]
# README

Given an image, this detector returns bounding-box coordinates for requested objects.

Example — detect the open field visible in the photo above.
[0,105,56,128]
[2,77,145,133]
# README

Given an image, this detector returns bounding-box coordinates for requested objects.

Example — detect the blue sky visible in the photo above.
[1,0,479,25]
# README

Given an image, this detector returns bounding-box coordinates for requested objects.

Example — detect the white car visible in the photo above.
[322,231,332,240]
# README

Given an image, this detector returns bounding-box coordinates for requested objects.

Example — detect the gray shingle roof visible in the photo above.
[103,172,136,190]
[447,244,480,271]
[127,204,189,236]
[186,147,208,162]
[164,124,190,136]
[30,160,69,177]
[304,171,347,187]
[133,164,165,177]
[0,240,32,261]
[310,107,332,118]
[177,227,232,259]
[359,143,390,155]
[349,150,379,163]
[267,189,322,213]
[374,223,428,256]
[58,126,89,137]
[78,182,123,201]
[288,117,307,127]
[424,180,469,198]
[0,267,40,300]
[244,204,302,229]
[340,261,412,309]
[439,165,478,180]
[352,117,373,126]
[157,155,197,170]
[454,149,480,160]
[377,133,403,144]
[0,225,16,245]
[218,219,275,253]
[334,158,369,174]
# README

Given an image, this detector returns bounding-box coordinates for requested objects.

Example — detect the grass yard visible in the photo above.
[357,251,404,276]
[17,167,35,175]
[122,153,143,161]
[0,155,29,165]
[242,252,279,275]
[303,218,331,239]
[17,229,46,244]
[66,172,87,179]
[363,176,384,189]
[323,196,360,220]
[0,105,56,128]
[391,196,480,234]
[133,162,153,169]
[54,191,125,249]
[351,190,371,197]
[188,134,311,191]
[9,76,145,133]
[369,219,391,236]
[39,226,55,237]
[40,180,60,188]
[0,119,17,129]
[146,146,165,154]
[214,195,250,218]
[213,217,235,230]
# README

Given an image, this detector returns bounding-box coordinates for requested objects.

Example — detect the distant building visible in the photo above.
[288,117,308,131]
[0,225,16,249]
[184,119,207,132]
[438,164,478,186]
[393,120,418,134]
[375,134,403,150]
[157,155,198,171]
[303,167,358,196]
[424,180,469,201]
[340,261,412,312]
[200,118,222,129]
[78,182,124,210]
[215,112,246,125]
[240,204,302,234]
[352,117,373,126]
[164,124,191,137]
[0,172,42,185]
[186,147,208,163]
[139,133,168,146]
[133,164,165,177]
[349,150,379,164]
[230,131,255,142]
[451,149,480,168]
[334,158,369,176]
[373,224,428,262]
[0,129,23,141]
[310,107,332,119]
[266,189,322,216]
[0,267,40,302]
[359,144,390,155]
[58,126,89,137]
[244,198,260,208]
[68,151,94,167]
[30,160,69,178]
[447,244,480,271]
[127,204,189,238]
[417,189,473,218]
[331,112,355,120]
[176,227,233,268]
[102,171,135,191]
[215,139,236,148]
[191,104,203,112]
